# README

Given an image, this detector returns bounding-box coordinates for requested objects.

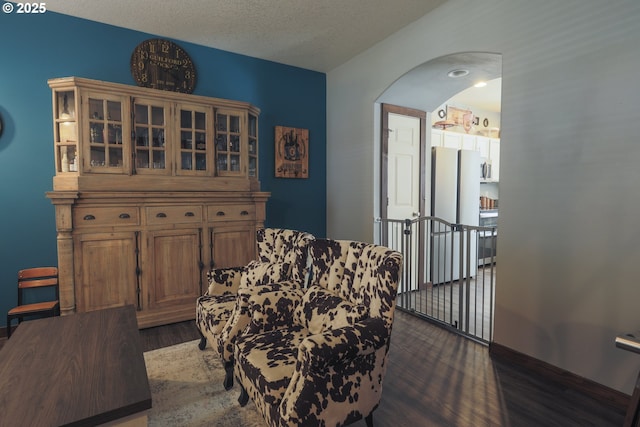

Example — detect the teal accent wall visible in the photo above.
[0,11,326,328]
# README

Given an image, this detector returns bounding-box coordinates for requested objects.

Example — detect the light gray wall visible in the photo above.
[326,0,640,393]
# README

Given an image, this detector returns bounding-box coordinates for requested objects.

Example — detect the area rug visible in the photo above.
[144,340,264,427]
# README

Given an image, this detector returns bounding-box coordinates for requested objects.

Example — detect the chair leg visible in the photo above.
[196,327,207,350]
[238,384,249,407]
[198,336,207,350]
[6,316,11,339]
[365,412,373,427]
[223,361,234,390]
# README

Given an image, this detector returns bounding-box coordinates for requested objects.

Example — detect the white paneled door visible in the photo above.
[385,108,424,293]
[387,112,421,220]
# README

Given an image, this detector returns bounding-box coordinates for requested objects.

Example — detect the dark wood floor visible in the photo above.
[139,319,201,352]
[138,310,626,427]
[402,264,496,342]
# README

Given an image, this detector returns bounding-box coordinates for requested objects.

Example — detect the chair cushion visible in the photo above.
[196,295,236,335]
[235,324,307,406]
[294,285,368,335]
[240,260,290,290]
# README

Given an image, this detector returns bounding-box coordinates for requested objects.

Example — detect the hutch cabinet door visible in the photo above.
[248,112,259,178]
[215,108,246,177]
[53,89,79,174]
[132,97,171,175]
[145,228,203,309]
[208,225,255,269]
[75,232,139,312]
[175,103,214,176]
[81,92,131,174]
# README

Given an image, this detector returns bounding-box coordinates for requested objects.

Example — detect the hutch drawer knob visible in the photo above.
[240,210,249,216]
[83,214,96,221]
[216,211,225,216]
[119,213,131,219]
[156,212,167,218]
[185,212,195,217]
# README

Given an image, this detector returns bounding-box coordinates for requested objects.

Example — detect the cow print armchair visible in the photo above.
[195,228,314,389]
[234,239,403,427]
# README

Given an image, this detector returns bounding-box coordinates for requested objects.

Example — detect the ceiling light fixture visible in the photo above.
[447,69,469,78]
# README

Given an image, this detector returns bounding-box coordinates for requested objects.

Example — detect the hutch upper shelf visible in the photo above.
[49,77,261,192]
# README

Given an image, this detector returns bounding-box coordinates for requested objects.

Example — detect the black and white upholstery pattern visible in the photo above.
[195,228,314,388]
[234,239,403,427]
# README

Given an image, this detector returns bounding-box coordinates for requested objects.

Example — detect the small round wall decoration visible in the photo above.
[438,109,446,119]
[483,118,489,127]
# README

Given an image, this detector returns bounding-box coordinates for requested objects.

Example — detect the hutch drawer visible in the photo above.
[146,205,203,225]
[208,204,255,222]
[73,207,140,228]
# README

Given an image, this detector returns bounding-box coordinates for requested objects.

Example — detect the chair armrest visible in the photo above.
[206,266,244,296]
[219,280,304,361]
[246,287,305,334]
[299,317,389,370]
[278,318,391,424]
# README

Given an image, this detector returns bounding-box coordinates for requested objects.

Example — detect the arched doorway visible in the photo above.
[375,52,502,343]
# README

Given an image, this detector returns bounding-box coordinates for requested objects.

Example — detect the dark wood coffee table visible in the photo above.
[0,305,151,426]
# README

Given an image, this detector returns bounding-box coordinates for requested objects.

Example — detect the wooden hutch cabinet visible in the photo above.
[46,77,269,328]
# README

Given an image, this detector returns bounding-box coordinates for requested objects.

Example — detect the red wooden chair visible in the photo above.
[6,267,60,338]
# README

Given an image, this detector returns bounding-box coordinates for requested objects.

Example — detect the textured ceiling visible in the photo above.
[47,0,447,72]
[47,0,501,113]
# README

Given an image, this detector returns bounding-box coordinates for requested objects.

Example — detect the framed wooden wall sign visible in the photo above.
[275,126,308,178]
[446,105,472,126]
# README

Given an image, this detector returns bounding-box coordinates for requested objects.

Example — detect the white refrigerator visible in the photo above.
[430,146,480,284]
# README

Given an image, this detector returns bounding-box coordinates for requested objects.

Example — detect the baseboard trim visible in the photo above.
[489,342,629,412]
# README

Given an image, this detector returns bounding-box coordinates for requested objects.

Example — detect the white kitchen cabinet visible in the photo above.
[489,138,500,181]
[461,134,476,151]
[476,136,490,159]
[431,129,443,147]
[443,132,462,149]
[430,129,500,182]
